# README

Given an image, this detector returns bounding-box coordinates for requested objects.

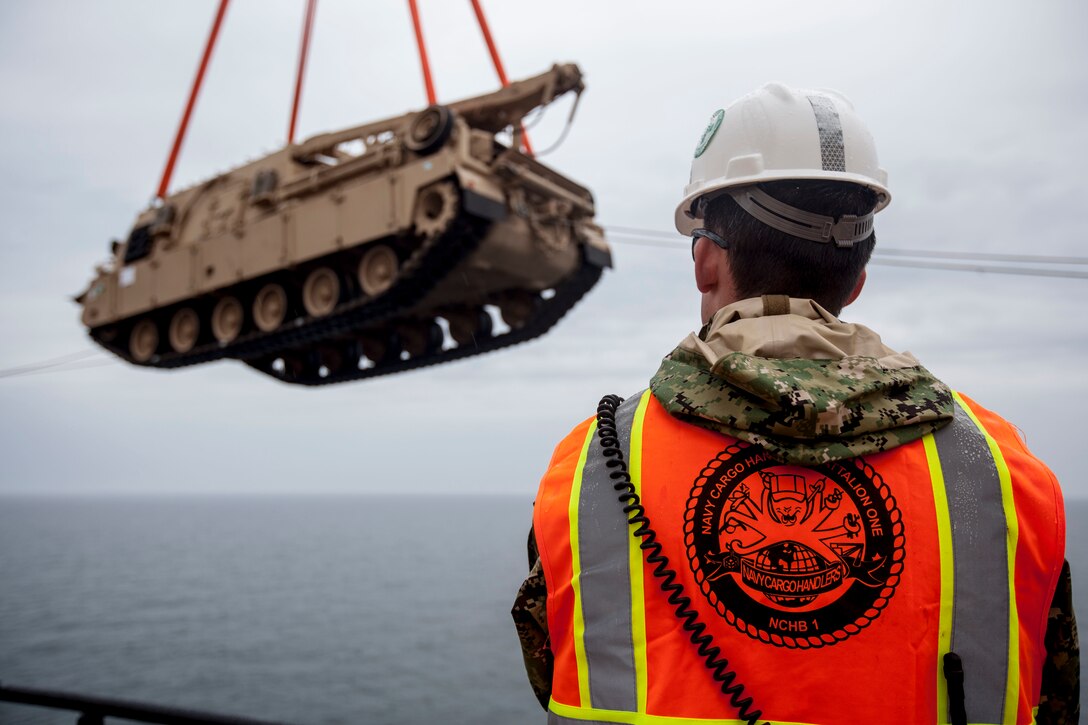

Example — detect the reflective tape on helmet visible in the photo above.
[806,95,846,173]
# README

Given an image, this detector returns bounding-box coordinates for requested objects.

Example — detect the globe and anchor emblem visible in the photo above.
[686,445,904,648]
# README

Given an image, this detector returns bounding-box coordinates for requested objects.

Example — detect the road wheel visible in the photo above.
[399,320,444,358]
[314,343,348,377]
[447,308,493,346]
[358,245,398,298]
[360,330,400,365]
[302,266,341,317]
[211,296,244,344]
[499,291,540,330]
[253,282,288,332]
[129,318,159,362]
[168,307,200,353]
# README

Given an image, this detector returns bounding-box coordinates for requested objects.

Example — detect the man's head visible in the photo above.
[676,84,890,321]
[694,179,878,318]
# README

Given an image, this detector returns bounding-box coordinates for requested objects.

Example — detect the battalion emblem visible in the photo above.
[685,443,903,648]
[694,109,724,158]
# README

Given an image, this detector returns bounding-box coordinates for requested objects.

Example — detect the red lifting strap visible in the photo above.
[157,0,532,202]
[156,0,231,200]
[469,0,534,157]
[288,0,318,144]
[407,0,437,105]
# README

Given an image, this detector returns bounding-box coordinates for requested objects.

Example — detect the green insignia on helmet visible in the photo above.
[694,109,725,159]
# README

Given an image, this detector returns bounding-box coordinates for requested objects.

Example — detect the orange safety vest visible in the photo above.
[534,390,1065,725]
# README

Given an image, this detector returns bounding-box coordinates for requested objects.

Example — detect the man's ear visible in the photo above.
[843,269,867,308]
[694,237,720,294]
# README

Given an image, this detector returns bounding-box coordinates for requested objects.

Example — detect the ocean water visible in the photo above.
[0,495,543,724]
[1,496,1085,724]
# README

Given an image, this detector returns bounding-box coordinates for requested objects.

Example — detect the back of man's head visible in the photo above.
[702,180,878,315]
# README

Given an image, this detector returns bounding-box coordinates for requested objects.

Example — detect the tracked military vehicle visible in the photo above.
[77,64,610,385]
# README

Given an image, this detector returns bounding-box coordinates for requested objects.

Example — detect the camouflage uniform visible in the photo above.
[513,297,1079,715]
[651,346,952,465]
[511,528,552,710]
[1039,560,1081,724]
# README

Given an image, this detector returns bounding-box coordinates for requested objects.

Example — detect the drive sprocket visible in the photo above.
[413,180,460,239]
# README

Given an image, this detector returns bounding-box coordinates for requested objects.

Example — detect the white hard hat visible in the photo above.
[675,82,891,236]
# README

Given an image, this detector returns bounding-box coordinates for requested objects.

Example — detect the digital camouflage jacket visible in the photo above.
[650,297,952,465]
[514,296,1078,720]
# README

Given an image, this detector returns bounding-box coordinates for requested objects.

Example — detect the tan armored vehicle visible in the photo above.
[77,64,610,385]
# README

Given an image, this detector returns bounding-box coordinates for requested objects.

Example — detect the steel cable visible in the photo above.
[603,227,1088,279]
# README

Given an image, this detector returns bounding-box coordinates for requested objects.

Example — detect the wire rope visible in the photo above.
[3,358,120,378]
[0,349,109,379]
[867,258,1088,279]
[603,227,1088,278]
[604,225,1088,265]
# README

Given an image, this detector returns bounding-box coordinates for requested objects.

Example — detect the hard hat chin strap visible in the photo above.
[727,187,874,248]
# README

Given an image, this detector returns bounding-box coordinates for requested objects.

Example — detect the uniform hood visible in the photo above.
[649,296,953,465]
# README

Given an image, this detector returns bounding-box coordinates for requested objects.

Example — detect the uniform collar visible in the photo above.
[686,296,919,369]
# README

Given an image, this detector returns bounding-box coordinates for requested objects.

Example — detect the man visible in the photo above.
[513,83,1078,724]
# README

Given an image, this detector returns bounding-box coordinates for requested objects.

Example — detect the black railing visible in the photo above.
[0,682,296,725]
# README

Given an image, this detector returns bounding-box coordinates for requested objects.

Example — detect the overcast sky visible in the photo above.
[0,0,1085,500]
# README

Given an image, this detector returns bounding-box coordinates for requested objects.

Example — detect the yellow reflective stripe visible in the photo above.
[569,421,598,708]
[549,697,814,725]
[952,391,1021,724]
[627,390,653,713]
[924,431,955,724]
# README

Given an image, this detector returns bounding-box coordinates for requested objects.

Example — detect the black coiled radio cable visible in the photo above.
[595,394,767,725]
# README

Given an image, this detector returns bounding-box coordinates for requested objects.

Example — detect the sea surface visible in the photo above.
[1,495,1085,724]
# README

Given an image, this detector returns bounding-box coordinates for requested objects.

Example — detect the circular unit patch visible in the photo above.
[685,443,904,649]
[694,109,724,158]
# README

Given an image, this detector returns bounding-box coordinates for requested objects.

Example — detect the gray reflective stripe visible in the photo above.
[933,400,1011,724]
[616,393,641,468]
[806,95,846,172]
[575,394,643,711]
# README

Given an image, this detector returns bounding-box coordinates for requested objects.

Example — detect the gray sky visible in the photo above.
[0,0,1085,498]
